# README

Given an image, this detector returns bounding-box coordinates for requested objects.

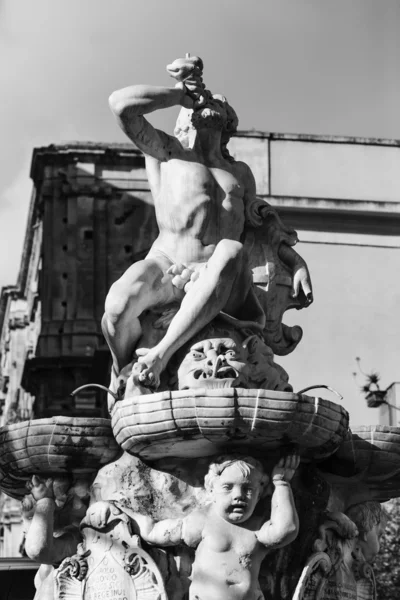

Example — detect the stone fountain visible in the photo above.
[0,56,398,600]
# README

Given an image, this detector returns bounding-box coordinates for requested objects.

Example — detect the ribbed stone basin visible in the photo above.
[331,425,400,501]
[111,388,349,460]
[0,417,119,499]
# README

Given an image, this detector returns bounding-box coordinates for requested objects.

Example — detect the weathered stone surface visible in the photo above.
[57,525,168,600]
[292,502,388,600]
[3,412,395,600]
[319,426,400,504]
[111,388,349,460]
[0,417,119,498]
[85,452,302,600]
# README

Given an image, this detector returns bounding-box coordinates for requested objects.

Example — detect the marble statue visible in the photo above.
[1,53,399,600]
[172,321,292,392]
[119,318,292,401]
[103,54,313,395]
[346,502,388,565]
[86,454,299,600]
[294,502,389,600]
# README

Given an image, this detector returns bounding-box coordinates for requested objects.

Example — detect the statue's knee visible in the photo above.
[215,240,243,258]
[101,313,109,334]
[105,279,150,324]
[104,282,132,324]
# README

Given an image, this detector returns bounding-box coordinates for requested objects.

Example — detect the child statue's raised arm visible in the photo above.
[132,510,205,548]
[256,454,300,549]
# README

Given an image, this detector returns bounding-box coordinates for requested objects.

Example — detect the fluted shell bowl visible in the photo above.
[0,417,119,499]
[111,388,349,460]
[331,425,400,501]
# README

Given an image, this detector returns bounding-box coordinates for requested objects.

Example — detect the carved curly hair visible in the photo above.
[204,454,269,494]
[346,501,389,537]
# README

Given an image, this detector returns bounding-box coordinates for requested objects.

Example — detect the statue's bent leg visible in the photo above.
[102,259,173,372]
[137,240,251,384]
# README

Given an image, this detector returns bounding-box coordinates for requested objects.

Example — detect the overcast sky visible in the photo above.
[1,0,399,425]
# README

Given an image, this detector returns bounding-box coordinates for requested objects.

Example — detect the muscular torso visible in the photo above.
[146,152,248,267]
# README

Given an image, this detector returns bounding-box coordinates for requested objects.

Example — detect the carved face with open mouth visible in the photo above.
[177,334,250,390]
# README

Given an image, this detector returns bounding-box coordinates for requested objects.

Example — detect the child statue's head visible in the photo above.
[204,455,269,524]
[345,501,389,563]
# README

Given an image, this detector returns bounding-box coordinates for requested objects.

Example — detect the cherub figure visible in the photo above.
[345,501,389,564]
[103,55,312,393]
[320,502,388,566]
[22,475,88,599]
[297,503,389,600]
[86,454,299,600]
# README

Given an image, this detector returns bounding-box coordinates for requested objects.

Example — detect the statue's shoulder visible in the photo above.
[229,157,249,172]
[186,505,209,524]
[138,126,185,164]
[229,158,256,188]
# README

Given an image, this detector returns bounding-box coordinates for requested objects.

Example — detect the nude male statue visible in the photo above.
[103,56,312,390]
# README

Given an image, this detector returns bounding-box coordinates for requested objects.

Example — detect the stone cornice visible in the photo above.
[30,141,144,184]
[236,130,400,147]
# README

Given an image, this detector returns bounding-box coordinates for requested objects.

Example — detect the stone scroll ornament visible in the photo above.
[56,511,168,600]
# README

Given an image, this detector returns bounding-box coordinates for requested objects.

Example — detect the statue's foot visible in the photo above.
[135,348,164,390]
[124,362,152,397]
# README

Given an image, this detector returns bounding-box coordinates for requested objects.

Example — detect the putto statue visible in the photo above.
[86,454,300,600]
[102,55,313,395]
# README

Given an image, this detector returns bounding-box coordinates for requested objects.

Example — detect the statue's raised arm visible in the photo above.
[108,55,205,161]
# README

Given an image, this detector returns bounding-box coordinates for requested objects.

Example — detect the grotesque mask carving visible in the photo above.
[171,322,292,392]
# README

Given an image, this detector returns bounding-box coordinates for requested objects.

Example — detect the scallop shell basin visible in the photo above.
[330,425,400,502]
[111,388,349,460]
[0,417,119,499]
